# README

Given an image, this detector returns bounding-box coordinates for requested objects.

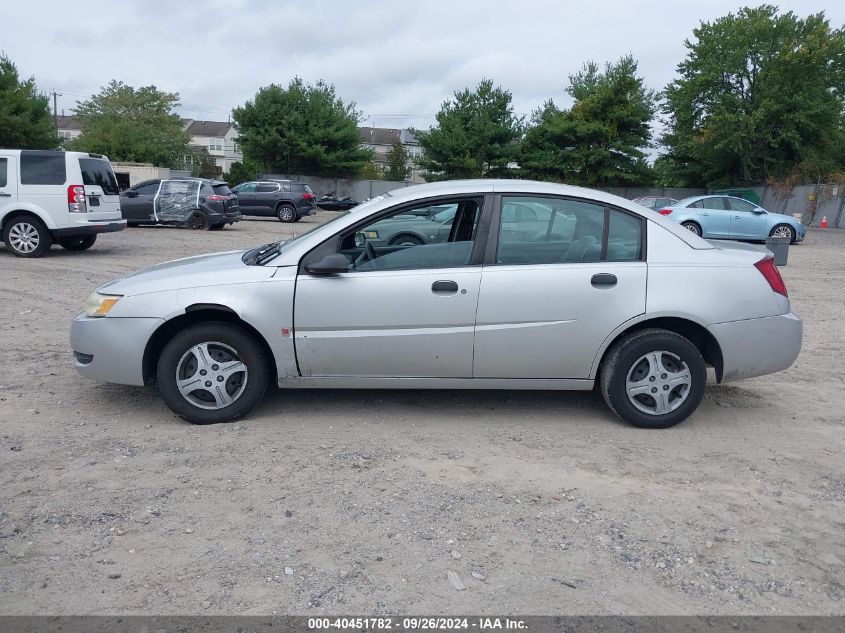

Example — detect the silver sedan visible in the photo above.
[70,180,803,429]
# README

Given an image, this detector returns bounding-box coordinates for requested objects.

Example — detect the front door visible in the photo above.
[120,180,160,222]
[473,195,647,379]
[232,183,257,213]
[294,196,487,377]
[254,182,281,216]
[728,198,767,239]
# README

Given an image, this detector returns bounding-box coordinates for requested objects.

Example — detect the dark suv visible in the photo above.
[231,180,316,223]
[120,178,241,230]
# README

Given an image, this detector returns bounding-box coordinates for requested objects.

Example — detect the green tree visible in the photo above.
[68,81,190,166]
[662,5,845,187]
[412,79,523,180]
[358,161,383,180]
[0,54,57,149]
[383,140,410,181]
[520,56,656,186]
[233,78,372,177]
[223,159,260,186]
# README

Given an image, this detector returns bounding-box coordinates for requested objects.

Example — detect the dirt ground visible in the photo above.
[0,215,842,616]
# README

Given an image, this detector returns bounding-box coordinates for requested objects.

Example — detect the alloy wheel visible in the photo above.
[175,342,248,410]
[8,222,40,254]
[625,351,692,416]
[771,226,793,239]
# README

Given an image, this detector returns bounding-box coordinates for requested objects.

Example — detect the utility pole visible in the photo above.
[51,90,62,134]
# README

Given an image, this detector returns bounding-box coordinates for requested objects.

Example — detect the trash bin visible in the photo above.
[765,236,790,266]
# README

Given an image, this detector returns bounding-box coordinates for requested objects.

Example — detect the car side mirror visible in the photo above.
[753,207,766,214]
[124,190,138,198]
[304,253,350,274]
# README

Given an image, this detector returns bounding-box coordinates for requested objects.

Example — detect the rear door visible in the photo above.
[120,181,160,222]
[692,197,732,237]
[728,197,767,238]
[473,195,647,379]
[0,154,18,211]
[78,156,122,221]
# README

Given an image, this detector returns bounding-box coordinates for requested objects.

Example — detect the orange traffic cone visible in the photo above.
[821,216,828,229]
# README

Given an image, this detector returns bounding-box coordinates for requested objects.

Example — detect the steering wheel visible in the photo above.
[354,241,377,268]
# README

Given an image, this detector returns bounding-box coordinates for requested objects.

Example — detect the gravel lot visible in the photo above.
[0,216,843,615]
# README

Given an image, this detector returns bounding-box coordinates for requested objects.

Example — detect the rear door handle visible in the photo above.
[591,273,617,287]
[431,280,459,294]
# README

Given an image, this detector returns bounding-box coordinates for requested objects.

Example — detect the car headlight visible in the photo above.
[84,292,122,317]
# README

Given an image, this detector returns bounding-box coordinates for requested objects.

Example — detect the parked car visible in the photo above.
[0,149,126,257]
[120,178,240,230]
[231,180,316,222]
[71,180,802,430]
[632,196,678,211]
[657,195,805,243]
[316,193,360,211]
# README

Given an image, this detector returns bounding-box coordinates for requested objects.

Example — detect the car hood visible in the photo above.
[98,250,276,297]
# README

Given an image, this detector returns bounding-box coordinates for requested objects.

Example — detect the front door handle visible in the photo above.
[0,192,11,197]
[591,273,617,287]
[431,280,459,294]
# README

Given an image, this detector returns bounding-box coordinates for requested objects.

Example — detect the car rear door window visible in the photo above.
[0,158,7,187]
[256,183,279,193]
[20,151,66,185]
[702,197,729,210]
[79,158,119,195]
[607,209,643,261]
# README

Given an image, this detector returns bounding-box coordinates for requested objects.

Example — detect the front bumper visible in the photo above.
[709,312,802,382]
[70,314,164,386]
[53,220,127,238]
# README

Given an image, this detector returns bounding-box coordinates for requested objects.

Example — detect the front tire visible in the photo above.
[600,329,706,429]
[3,215,52,257]
[59,235,97,251]
[681,221,702,236]
[769,224,796,243]
[276,205,297,223]
[157,322,269,424]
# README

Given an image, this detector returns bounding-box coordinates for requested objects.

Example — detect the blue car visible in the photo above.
[657,195,805,243]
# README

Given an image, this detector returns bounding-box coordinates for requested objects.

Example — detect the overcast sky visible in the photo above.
[4,0,843,132]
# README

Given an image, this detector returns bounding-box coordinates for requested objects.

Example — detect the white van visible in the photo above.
[0,150,126,257]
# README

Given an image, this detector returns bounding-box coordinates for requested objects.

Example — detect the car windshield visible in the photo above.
[243,194,390,265]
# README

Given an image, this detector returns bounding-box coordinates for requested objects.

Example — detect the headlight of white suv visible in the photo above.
[84,292,122,317]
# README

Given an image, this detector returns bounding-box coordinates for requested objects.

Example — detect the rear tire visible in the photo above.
[59,235,97,251]
[157,322,269,425]
[276,204,297,223]
[3,215,52,257]
[681,221,702,236]
[187,210,210,230]
[600,328,706,429]
[769,224,796,243]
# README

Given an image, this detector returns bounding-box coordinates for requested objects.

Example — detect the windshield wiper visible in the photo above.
[244,241,281,266]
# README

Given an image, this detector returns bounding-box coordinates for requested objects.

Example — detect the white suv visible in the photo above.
[0,150,126,257]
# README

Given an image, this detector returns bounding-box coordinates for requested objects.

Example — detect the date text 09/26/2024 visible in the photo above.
[308,617,526,630]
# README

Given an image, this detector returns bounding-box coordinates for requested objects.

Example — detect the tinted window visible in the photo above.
[213,184,233,195]
[0,158,6,188]
[702,197,729,210]
[497,196,604,265]
[729,198,756,212]
[256,183,278,193]
[606,210,643,261]
[293,183,313,194]
[234,183,257,193]
[132,181,161,196]
[337,199,481,272]
[20,151,66,185]
[79,158,119,195]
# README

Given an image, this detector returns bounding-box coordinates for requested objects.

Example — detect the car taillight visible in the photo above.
[658,208,672,216]
[302,193,315,201]
[754,255,788,297]
[67,185,87,213]
[207,194,226,201]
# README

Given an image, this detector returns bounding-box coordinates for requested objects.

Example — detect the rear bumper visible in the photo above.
[53,220,127,237]
[70,314,163,386]
[709,312,802,382]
